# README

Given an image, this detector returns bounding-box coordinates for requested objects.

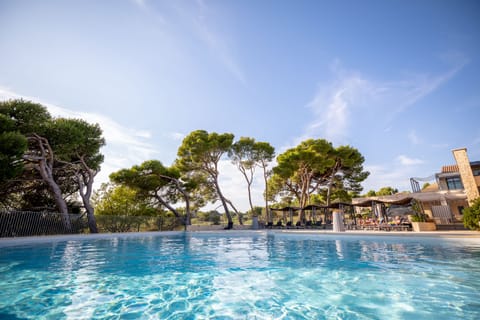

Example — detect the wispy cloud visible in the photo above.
[396,155,424,166]
[172,1,246,85]
[216,160,265,212]
[168,132,185,141]
[389,62,467,116]
[0,87,158,187]
[302,59,467,145]
[363,164,415,192]
[131,0,147,10]
[408,130,421,145]
[305,70,371,144]
[130,0,245,84]
[195,21,246,85]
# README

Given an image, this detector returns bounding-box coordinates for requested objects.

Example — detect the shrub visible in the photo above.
[410,214,426,222]
[463,198,480,231]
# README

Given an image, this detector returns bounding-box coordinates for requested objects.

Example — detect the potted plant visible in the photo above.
[410,214,436,231]
[410,200,436,231]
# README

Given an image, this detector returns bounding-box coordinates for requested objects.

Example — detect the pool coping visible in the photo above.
[1,229,480,247]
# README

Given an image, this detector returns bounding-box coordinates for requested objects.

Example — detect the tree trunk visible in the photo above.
[214,179,233,228]
[159,174,191,229]
[247,180,254,218]
[46,172,71,230]
[226,198,242,225]
[83,200,98,233]
[26,135,71,231]
[326,178,333,207]
[183,190,191,229]
[76,158,99,233]
[238,166,254,221]
[78,182,97,233]
[263,165,271,223]
[155,194,181,218]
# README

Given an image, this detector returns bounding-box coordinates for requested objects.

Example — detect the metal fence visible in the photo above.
[0,211,186,237]
[0,210,87,238]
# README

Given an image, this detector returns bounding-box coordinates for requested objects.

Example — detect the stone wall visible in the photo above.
[452,148,480,205]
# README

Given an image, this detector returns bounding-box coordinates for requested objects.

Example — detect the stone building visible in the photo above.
[353,147,480,224]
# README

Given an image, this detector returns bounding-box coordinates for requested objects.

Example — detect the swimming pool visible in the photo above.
[1,231,479,319]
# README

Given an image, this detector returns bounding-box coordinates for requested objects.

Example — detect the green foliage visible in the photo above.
[366,190,376,196]
[364,186,398,197]
[410,214,426,222]
[229,137,257,170]
[250,206,263,217]
[309,194,325,205]
[176,130,235,225]
[96,215,148,232]
[111,160,178,195]
[463,198,480,231]
[196,210,222,225]
[331,145,370,196]
[0,99,51,135]
[229,137,275,215]
[95,215,181,232]
[270,139,369,208]
[47,118,105,169]
[271,138,334,207]
[176,130,234,174]
[110,160,188,218]
[410,199,428,222]
[0,131,28,182]
[376,187,398,196]
[0,99,105,224]
[93,183,157,216]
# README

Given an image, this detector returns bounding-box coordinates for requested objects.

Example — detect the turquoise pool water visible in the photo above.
[1,232,480,319]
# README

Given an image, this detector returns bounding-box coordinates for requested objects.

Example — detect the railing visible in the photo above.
[0,211,186,237]
[0,210,87,237]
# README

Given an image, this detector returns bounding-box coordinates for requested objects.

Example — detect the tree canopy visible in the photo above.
[229,137,275,219]
[364,186,399,197]
[176,130,235,228]
[93,183,157,217]
[270,139,336,210]
[110,160,191,226]
[269,138,369,220]
[0,99,105,232]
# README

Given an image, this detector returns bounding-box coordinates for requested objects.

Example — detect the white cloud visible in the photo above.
[205,159,267,213]
[395,62,467,113]
[132,0,146,9]
[362,164,413,192]
[396,155,424,166]
[408,130,421,145]
[196,23,246,85]
[171,1,246,84]
[0,87,158,188]
[301,59,467,146]
[168,132,185,141]
[305,71,371,144]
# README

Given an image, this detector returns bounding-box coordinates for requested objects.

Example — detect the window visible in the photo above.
[472,169,480,176]
[446,177,463,190]
[458,206,464,215]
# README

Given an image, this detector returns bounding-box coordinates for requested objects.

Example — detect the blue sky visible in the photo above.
[1,0,479,211]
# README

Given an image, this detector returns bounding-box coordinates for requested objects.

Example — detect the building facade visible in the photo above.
[353,148,479,224]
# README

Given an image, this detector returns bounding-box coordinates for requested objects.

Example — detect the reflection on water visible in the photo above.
[0,232,480,319]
